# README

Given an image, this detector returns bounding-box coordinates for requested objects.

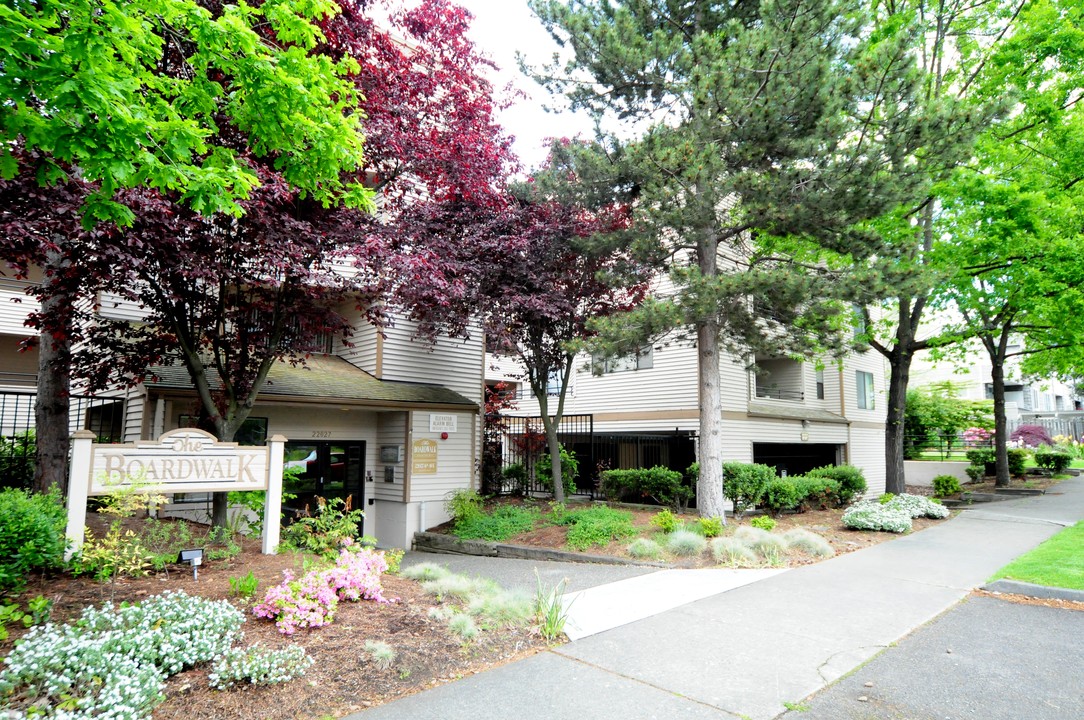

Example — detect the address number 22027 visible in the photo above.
[311,431,332,439]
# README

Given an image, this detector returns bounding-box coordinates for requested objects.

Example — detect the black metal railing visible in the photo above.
[488,413,696,500]
[755,386,805,401]
[0,390,127,489]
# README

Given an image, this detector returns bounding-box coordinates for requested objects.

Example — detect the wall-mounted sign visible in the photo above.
[429,414,458,433]
[412,438,438,474]
[380,445,403,463]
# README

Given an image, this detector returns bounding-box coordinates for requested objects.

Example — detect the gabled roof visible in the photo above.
[147,354,476,408]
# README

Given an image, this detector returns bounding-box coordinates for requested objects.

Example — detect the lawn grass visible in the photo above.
[990,520,1084,590]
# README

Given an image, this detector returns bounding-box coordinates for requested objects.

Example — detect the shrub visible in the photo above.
[1034,448,1073,474]
[966,464,984,481]
[841,501,912,533]
[710,537,758,567]
[0,591,244,718]
[697,516,724,538]
[501,463,528,493]
[72,525,151,582]
[281,496,364,558]
[452,505,539,542]
[761,478,802,515]
[1010,424,1054,448]
[666,529,707,557]
[599,466,692,510]
[806,465,868,504]
[557,505,637,551]
[791,475,843,511]
[0,431,35,489]
[1007,448,1028,476]
[932,474,962,498]
[884,493,950,519]
[443,488,484,523]
[209,644,313,689]
[364,640,397,670]
[0,487,68,593]
[721,462,774,518]
[749,515,776,531]
[650,508,680,533]
[400,562,451,582]
[627,538,662,559]
[782,528,835,558]
[536,445,579,497]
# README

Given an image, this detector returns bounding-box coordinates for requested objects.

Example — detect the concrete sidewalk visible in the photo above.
[352,479,1084,720]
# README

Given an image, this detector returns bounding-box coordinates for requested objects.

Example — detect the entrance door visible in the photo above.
[283,441,366,531]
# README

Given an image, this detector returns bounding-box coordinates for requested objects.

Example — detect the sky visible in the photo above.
[448,0,595,168]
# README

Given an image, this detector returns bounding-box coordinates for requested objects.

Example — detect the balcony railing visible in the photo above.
[755,387,805,401]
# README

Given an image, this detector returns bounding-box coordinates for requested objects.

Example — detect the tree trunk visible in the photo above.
[990,357,1010,487]
[33,249,73,496]
[696,317,726,519]
[883,345,912,495]
[544,419,565,504]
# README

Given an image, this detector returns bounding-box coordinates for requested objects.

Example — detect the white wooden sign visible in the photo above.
[66,428,286,556]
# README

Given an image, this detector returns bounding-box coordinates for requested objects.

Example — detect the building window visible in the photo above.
[593,346,654,374]
[816,369,825,400]
[856,371,875,410]
[546,370,563,396]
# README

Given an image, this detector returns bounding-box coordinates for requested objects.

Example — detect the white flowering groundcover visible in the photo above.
[842,493,950,533]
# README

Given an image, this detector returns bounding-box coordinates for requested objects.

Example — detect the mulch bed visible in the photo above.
[4,518,546,720]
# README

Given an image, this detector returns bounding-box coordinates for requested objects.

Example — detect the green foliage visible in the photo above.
[0,487,67,593]
[0,0,371,225]
[443,489,485,523]
[749,515,777,532]
[966,464,984,481]
[0,596,51,642]
[448,612,479,640]
[697,516,724,538]
[649,509,679,533]
[722,462,774,518]
[666,529,708,557]
[227,486,298,537]
[140,517,195,572]
[599,466,693,510]
[992,520,1084,591]
[451,505,539,543]
[555,505,637,551]
[205,526,243,562]
[534,572,571,641]
[229,571,260,600]
[761,479,802,516]
[281,496,364,558]
[0,430,35,489]
[805,465,867,504]
[904,384,993,458]
[501,463,529,494]
[791,475,843,511]
[966,448,1028,477]
[75,526,151,582]
[842,501,913,533]
[1034,448,1073,474]
[382,548,405,575]
[932,474,962,498]
[536,445,579,497]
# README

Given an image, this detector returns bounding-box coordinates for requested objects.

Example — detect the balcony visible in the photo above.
[753,356,805,403]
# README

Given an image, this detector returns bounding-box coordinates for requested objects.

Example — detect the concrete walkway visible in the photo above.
[353,479,1084,720]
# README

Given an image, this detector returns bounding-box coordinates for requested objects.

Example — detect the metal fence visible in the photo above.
[0,390,126,489]
[489,413,696,499]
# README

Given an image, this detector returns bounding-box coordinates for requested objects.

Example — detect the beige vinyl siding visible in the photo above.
[121,387,146,441]
[379,319,483,404]
[0,278,37,336]
[848,426,886,496]
[96,291,147,322]
[0,335,37,384]
[374,412,407,502]
[335,314,380,376]
[720,351,753,409]
[406,410,475,503]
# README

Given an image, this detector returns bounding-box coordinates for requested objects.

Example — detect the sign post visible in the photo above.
[66,428,286,557]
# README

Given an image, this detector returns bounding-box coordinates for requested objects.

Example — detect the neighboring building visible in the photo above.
[910,339,1083,418]
[487,335,890,498]
[0,271,484,548]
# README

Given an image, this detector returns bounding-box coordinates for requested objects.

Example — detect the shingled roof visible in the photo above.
[146,354,476,408]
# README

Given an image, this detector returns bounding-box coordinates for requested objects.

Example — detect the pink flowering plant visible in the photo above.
[962,427,993,447]
[254,545,393,635]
